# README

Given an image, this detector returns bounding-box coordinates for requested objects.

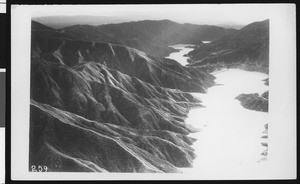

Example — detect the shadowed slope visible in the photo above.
[187,20,269,72]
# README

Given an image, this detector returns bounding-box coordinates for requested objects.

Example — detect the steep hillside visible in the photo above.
[187,19,269,72]
[60,19,236,58]
[30,59,202,172]
[29,21,216,172]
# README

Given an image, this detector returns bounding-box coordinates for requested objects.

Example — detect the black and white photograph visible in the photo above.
[11,4,296,180]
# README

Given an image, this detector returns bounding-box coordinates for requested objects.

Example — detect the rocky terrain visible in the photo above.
[186,19,269,73]
[29,21,216,172]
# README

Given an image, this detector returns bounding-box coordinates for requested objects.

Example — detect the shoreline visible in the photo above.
[180,69,269,174]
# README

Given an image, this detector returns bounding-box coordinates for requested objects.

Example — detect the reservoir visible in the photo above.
[165,44,195,66]
[166,45,269,178]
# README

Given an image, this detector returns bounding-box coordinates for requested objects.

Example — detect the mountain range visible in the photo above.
[32,16,131,29]
[57,19,236,58]
[29,18,269,172]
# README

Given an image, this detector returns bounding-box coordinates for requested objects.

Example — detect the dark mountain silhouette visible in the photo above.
[32,20,55,31]
[187,19,269,72]
[29,21,216,172]
[33,15,130,29]
[58,19,236,58]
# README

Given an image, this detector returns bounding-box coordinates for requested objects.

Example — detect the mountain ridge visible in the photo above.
[57,19,236,58]
[186,19,269,72]
[33,15,131,29]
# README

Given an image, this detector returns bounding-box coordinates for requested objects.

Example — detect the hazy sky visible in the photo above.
[29,4,271,26]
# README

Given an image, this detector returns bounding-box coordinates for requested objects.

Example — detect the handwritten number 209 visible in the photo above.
[31,165,48,172]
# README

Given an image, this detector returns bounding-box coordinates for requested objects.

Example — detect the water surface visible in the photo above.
[181,69,269,177]
[165,45,269,177]
[165,44,195,66]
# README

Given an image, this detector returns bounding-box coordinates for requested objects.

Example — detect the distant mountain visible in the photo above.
[33,15,130,29]
[32,20,55,30]
[58,19,236,58]
[29,21,216,172]
[214,23,244,30]
[187,19,269,72]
